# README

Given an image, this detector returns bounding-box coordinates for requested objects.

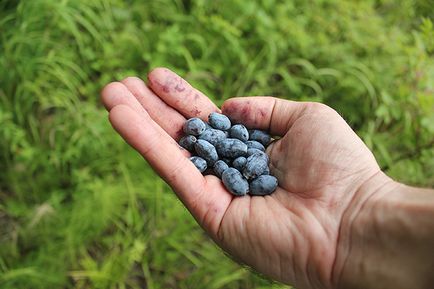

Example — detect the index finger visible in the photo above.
[147,67,219,120]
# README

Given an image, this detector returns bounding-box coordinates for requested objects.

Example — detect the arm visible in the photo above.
[335,172,434,289]
[101,68,434,289]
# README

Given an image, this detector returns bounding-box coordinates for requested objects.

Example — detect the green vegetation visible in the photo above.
[0,0,433,288]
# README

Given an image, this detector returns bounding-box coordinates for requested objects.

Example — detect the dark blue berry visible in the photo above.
[246,140,265,151]
[249,175,278,195]
[179,135,197,152]
[232,156,247,171]
[199,128,226,146]
[213,160,229,178]
[208,112,231,130]
[222,168,249,196]
[216,138,247,158]
[230,124,249,142]
[249,129,271,146]
[190,156,207,173]
[184,118,206,136]
[243,152,268,179]
[195,139,219,166]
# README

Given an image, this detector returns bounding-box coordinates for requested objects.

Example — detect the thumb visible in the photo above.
[221,97,313,136]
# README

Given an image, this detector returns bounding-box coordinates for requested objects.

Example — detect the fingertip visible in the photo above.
[121,75,159,101]
[108,104,137,128]
[120,76,151,97]
[121,76,145,87]
[147,67,172,85]
[101,81,128,111]
[146,67,219,119]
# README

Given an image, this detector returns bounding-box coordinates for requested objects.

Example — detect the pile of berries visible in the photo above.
[179,112,278,196]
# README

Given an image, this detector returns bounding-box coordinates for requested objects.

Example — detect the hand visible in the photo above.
[100,68,390,289]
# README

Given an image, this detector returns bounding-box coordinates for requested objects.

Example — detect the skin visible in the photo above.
[101,68,434,289]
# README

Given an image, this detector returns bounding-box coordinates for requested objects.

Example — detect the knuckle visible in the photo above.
[305,102,336,115]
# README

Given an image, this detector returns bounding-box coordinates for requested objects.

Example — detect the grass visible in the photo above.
[0,0,433,288]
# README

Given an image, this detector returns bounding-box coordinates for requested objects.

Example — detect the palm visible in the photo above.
[215,105,379,288]
[101,68,380,289]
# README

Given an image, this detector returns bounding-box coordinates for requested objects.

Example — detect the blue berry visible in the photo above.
[246,140,265,151]
[243,152,268,179]
[213,160,229,178]
[230,124,249,142]
[190,156,207,172]
[195,139,219,166]
[222,168,249,196]
[249,175,278,196]
[208,112,231,130]
[216,138,247,158]
[232,156,247,171]
[199,128,226,146]
[262,166,270,175]
[246,148,268,161]
[179,135,197,152]
[249,129,271,146]
[184,118,206,136]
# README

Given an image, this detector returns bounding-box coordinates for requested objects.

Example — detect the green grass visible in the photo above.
[0,0,433,288]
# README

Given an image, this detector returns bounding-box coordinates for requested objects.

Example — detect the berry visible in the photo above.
[222,168,249,196]
[190,156,207,172]
[184,118,206,136]
[208,112,231,130]
[230,124,249,142]
[249,175,278,195]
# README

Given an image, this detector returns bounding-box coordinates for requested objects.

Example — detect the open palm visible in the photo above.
[101,68,381,289]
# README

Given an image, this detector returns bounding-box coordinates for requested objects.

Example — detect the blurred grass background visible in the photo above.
[0,0,433,288]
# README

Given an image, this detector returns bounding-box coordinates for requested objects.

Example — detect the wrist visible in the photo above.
[333,172,434,289]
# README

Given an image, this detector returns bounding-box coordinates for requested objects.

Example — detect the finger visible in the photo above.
[101,81,147,114]
[221,97,320,136]
[101,82,190,157]
[121,76,186,140]
[109,104,232,235]
[147,67,219,120]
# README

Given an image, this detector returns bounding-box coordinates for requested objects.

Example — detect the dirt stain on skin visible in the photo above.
[223,105,233,115]
[240,104,251,122]
[174,77,186,92]
[175,84,185,92]
[190,106,201,116]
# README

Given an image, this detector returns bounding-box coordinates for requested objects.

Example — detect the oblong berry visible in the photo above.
[213,160,229,178]
[243,152,268,179]
[232,156,247,171]
[249,129,271,146]
[249,175,278,196]
[230,124,249,142]
[195,139,219,166]
[216,138,247,158]
[246,140,265,151]
[179,135,197,152]
[199,128,226,146]
[190,156,207,173]
[222,168,249,196]
[246,148,269,161]
[208,112,231,130]
[184,118,206,136]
